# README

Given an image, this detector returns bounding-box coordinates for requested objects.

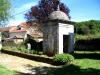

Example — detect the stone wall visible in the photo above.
[43,22,58,55]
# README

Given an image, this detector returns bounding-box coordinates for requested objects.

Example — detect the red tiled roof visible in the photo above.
[20,22,31,29]
[9,21,43,37]
[0,27,10,32]
[9,26,26,33]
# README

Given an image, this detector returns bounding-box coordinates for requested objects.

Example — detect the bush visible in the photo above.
[53,54,74,65]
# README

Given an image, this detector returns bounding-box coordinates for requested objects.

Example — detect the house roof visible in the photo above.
[9,26,26,33]
[20,22,31,29]
[0,21,43,38]
[0,27,10,32]
[20,21,43,38]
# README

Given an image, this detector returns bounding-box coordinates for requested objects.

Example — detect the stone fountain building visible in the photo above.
[43,10,74,55]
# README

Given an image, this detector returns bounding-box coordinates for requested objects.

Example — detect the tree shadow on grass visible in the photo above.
[50,64,100,75]
[22,64,100,75]
[23,64,54,75]
[73,52,100,60]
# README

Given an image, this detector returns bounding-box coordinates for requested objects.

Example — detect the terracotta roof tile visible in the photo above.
[9,26,26,32]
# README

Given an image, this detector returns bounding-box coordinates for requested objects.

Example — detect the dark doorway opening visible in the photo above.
[63,35,69,53]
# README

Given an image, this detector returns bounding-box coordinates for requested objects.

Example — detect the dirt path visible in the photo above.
[0,53,57,74]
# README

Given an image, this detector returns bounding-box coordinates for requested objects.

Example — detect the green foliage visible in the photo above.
[75,35,100,50]
[75,20,100,35]
[46,51,100,75]
[2,38,44,55]
[1,31,9,38]
[53,54,74,64]
[30,50,43,55]
[0,65,21,75]
[75,20,100,50]
[0,0,11,26]
[17,46,28,53]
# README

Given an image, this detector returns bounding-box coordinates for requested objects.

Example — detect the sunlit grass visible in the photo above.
[47,51,100,75]
[0,65,21,75]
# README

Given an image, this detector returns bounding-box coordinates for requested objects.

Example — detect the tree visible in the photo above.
[0,0,11,26]
[75,20,100,35]
[25,0,70,22]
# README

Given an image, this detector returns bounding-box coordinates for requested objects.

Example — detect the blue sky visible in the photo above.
[9,0,100,26]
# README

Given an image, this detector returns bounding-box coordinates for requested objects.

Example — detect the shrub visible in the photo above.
[53,54,74,65]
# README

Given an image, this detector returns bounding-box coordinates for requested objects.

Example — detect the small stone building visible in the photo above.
[43,11,74,55]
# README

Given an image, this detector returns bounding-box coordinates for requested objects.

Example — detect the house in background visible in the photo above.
[0,26,26,45]
[9,26,26,39]
[9,26,26,44]
[20,22,43,42]
[0,21,43,45]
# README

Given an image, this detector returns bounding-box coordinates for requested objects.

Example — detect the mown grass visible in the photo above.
[47,51,100,75]
[0,65,24,75]
[0,51,100,75]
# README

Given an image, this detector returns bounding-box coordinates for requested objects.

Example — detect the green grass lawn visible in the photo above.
[0,65,23,75]
[0,51,100,75]
[47,51,100,75]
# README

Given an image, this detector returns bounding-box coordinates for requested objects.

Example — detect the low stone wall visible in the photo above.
[1,50,54,65]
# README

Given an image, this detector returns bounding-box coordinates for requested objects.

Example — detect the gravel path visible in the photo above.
[0,53,57,74]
